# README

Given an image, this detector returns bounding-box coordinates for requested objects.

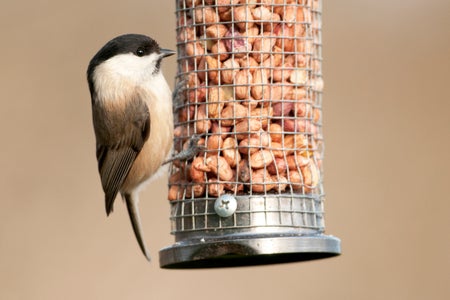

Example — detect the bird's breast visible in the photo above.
[121,75,173,193]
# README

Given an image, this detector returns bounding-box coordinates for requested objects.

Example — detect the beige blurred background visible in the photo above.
[1,0,449,299]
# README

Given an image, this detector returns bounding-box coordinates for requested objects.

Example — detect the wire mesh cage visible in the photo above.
[159,0,340,268]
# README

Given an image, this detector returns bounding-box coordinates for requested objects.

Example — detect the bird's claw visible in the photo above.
[163,134,204,165]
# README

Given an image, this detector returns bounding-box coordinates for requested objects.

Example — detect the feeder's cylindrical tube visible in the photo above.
[169,0,325,238]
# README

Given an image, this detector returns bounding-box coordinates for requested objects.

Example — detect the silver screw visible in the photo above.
[214,194,237,218]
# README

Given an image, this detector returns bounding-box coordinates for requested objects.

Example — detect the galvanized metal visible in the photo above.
[160,233,340,268]
[161,0,340,268]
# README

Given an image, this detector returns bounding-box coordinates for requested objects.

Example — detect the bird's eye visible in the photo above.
[136,48,145,57]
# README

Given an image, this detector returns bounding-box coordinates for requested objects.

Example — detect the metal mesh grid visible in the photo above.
[169,0,324,238]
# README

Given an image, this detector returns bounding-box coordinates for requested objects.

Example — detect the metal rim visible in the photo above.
[159,234,340,269]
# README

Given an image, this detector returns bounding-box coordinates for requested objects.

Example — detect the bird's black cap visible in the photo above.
[87,34,173,97]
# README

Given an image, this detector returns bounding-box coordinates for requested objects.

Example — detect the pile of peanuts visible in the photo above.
[168,0,323,201]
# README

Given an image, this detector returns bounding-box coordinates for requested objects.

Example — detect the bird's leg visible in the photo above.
[172,77,186,108]
[164,77,205,165]
[163,134,205,165]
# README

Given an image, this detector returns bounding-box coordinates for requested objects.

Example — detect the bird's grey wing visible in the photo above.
[92,92,150,215]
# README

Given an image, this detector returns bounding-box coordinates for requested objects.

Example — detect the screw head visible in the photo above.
[214,194,237,218]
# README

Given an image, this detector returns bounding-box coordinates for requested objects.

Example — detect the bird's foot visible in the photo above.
[163,134,205,165]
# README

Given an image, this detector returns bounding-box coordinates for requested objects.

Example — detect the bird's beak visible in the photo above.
[160,48,176,58]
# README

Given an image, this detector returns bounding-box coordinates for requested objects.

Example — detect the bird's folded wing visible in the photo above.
[92,90,151,215]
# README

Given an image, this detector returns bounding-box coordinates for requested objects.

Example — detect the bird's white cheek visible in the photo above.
[94,53,157,84]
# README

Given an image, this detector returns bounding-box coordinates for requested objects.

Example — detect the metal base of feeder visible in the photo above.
[159,233,340,269]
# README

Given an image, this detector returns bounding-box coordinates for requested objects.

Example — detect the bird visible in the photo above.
[86,34,175,261]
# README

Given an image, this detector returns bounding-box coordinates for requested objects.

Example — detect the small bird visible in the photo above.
[87,34,175,261]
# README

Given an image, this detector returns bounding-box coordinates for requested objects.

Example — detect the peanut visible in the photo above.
[168,184,182,201]
[234,69,252,100]
[250,106,273,128]
[272,101,293,117]
[223,169,243,193]
[224,29,252,58]
[288,170,303,192]
[194,7,219,24]
[249,149,274,169]
[173,125,187,139]
[206,155,234,181]
[274,24,295,52]
[252,32,276,63]
[251,129,271,147]
[216,0,240,13]
[198,55,220,83]
[239,137,264,155]
[269,141,284,158]
[220,102,248,126]
[251,6,272,22]
[251,68,269,100]
[190,157,210,182]
[188,82,207,103]
[211,122,231,138]
[177,23,196,43]
[206,86,226,118]
[222,137,240,167]
[313,107,321,123]
[169,170,185,185]
[224,181,244,193]
[219,8,232,21]
[185,42,205,61]
[283,134,309,153]
[290,69,308,85]
[301,159,319,190]
[208,178,224,197]
[273,175,288,192]
[286,154,310,170]
[205,24,228,39]
[237,158,251,182]
[294,101,313,118]
[272,62,294,82]
[184,0,200,7]
[238,55,259,70]
[221,58,240,84]
[267,157,287,176]
[262,13,281,32]
[243,27,260,45]
[188,182,206,198]
[233,6,254,30]
[195,105,211,134]
[206,134,223,155]
[234,119,263,140]
[251,168,275,192]
[211,40,229,61]
[268,123,283,143]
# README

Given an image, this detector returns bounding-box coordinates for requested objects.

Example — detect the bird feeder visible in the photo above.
[159,0,340,268]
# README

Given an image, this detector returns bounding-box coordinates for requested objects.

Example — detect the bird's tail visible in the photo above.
[123,192,151,261]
